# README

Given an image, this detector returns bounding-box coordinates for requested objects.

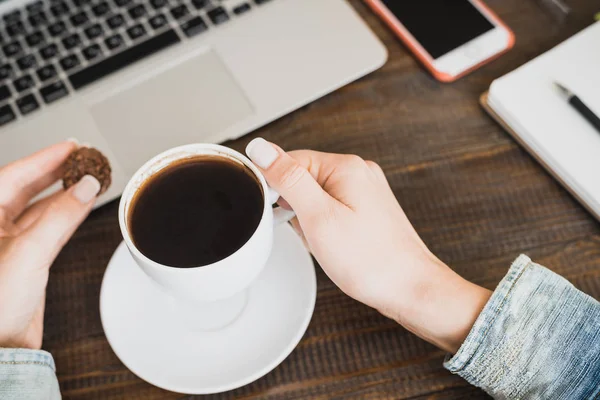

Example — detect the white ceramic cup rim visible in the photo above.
[118,143,272,274]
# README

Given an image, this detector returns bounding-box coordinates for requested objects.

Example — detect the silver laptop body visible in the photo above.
[0,0,387,205]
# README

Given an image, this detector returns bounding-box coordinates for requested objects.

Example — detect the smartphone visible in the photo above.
[365,0,515,82]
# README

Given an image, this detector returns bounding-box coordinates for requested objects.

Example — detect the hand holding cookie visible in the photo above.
[0,141,108,349]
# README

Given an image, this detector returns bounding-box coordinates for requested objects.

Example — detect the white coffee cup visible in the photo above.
[118,144,294,330]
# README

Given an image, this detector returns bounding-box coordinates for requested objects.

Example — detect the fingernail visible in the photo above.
[66,138,80,146]
[72,175,101,204]
[246,138,279,169]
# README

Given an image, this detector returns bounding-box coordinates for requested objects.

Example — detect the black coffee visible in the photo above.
[128,156,264,268]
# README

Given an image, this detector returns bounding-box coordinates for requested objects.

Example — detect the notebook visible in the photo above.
[482,22,600,220]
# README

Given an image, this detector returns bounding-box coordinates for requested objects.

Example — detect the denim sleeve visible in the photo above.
[444,255,600,399]
[0,348,61,400]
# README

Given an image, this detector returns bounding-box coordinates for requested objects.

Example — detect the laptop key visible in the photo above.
[73,0,92,6]
[233,3,251,15]
[105,34,124,50]
[16,93,40,115]
[62,33,81,50]
[128,4,147,19]
[114,0,132,7]
[127,24,146,40]
[0,85,11,102]
[60,54,80,71]
[28,12,48,27]
[82,43,102,60]
[3,41,23,57]
[3,10,21,24]
[25,31,44,47]
[149,14,167,30]
[40,44,59,60]
[17,54,37,71]
[50,2,69,17]
[170,4,189,20]
[37,64,58,81]
[150,0,167,9]
[254,0,271,4]
[70,11,89,27]
[191,0,209,10]
[6,21,26,37]
[0,104,16,126]
[39,80,68,103]
[26,1,45,13]
[48,21,67,37]
[69,29,180,90]
[180,16,207,37]
[207,7,228,25]
[85,24,103,40]
[92,2,110,17]
[106,14,125,29]
[14,74,35,92]
[0,64,13,80]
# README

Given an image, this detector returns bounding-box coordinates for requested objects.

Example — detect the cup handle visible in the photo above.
[268,188,296,225]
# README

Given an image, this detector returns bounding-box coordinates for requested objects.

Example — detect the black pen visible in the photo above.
[554,82,600,133]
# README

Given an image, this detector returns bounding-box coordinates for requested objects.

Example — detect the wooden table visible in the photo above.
[46,1,600,398]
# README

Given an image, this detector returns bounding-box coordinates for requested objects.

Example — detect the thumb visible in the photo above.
[246,138,331,219]
[16,175,100,263]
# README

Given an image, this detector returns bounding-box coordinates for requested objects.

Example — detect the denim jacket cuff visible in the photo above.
[444,254,531,373]
[443,255,600,399]
[0,348,56,370]
[0,348,60,400]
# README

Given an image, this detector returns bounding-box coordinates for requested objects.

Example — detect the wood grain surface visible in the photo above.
[45,1,600,398]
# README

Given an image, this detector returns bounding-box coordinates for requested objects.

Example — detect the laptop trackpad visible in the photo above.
[91,50,254,175]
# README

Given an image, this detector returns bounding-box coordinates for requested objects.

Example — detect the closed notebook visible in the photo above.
[483,22,600,220]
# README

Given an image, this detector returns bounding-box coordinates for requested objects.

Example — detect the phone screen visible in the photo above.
[381,0,495,59]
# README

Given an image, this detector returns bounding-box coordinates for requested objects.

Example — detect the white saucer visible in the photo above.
[100,224,316,395]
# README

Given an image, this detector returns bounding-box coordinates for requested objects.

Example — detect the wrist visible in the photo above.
[385,256,491,354]
[0,331,41,350]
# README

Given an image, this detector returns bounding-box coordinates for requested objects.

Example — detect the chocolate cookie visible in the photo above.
[62,147,112,195]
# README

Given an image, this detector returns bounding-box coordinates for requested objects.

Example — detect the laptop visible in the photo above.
[0,0,387,206]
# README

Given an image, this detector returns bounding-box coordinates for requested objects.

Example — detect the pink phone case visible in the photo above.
[364,0,515,82]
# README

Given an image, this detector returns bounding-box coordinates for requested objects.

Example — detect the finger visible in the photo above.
[277,197,293,210]
[290,217,301,232]
[0,141,77,219]
[0,207,19,238]
[13,191,63,232]
[287,151,374,192]
[286,150,348,187]
[289,217,309,248]
[14,175,100,264]
[365,160,386,181]
[287,151,373,207]
[246,138,334,218]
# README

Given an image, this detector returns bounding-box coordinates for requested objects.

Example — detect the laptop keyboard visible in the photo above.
[0,0,271,126]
